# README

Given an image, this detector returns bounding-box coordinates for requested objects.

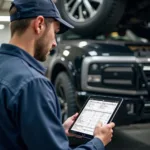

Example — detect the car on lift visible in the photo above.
[55,0,150,40]
[43,30,150,126]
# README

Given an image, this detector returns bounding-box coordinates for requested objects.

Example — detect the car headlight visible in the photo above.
[88,75,101,82]
[87,63,101,86]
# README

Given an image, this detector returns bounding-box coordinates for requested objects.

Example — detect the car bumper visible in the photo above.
[76,91,150,125]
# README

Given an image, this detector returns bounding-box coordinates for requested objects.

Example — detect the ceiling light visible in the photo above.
[63,50,70,57]
[0,24,5,30]
[0,16,10,22]
[79,41,88,48]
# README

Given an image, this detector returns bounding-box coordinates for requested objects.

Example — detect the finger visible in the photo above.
[72,113,79,120]
[75,135,83,138]
[108,122,115,128]
[103,124,111,130]
[74,112,79,117]
[69,133,75,136]
[69,133,82,138]
[97,121,103,127]
[111,129,113,134]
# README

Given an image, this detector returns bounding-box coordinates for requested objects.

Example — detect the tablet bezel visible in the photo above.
[69,95,123,139]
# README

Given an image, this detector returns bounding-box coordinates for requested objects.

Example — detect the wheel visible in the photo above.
[56,0,127,37]
[54,72,88,146]
[54,72,78,122]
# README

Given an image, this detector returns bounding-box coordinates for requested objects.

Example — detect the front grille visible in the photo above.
[144,102,150,113]
[139,65,150,93]
[144,71,150,82]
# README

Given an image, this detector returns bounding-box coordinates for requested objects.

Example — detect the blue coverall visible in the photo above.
[0,44,104,150]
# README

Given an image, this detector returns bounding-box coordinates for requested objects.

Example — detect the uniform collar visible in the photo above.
[0,44,47,75]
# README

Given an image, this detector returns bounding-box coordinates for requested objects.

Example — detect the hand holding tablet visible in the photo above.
[69,96,123,140]
[94,122,115,146]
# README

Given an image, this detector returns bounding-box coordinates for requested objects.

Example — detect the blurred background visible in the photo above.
[0,0,11,43]
[1,0,150,150]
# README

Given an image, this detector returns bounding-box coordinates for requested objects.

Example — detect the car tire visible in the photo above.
[55,71,78,122]
[54,72,88,146]
[56,0,127,37]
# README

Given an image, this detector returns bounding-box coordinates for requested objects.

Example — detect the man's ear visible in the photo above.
[33,16,45,34]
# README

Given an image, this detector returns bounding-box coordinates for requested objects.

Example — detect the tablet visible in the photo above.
[69,95,123,139]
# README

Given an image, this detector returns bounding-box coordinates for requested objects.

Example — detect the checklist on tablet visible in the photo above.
[69,96,123,139]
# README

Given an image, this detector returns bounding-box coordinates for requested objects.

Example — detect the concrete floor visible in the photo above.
[106,123,150,150]
[71,123,150,150]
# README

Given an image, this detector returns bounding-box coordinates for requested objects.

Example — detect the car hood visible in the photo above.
[60,40,135,56]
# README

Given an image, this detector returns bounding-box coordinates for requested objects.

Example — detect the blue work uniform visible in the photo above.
[0,44,105,150]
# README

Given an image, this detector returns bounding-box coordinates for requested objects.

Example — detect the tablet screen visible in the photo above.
[70,98,120,136]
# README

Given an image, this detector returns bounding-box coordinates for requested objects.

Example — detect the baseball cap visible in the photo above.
[9,0,74,33]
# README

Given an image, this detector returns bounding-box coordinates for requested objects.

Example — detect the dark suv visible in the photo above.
[43,31,150,126]
[56,0,150,40]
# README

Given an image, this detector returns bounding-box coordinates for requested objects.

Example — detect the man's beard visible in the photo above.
[34,36,49,62]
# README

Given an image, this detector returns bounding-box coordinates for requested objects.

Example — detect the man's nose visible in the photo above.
[52,40,57,48]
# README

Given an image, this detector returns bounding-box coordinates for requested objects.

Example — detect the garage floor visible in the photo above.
[71,123,150,150]
[106,123,150,150]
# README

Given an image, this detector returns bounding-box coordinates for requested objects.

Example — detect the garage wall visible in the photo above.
[0,0,11,43]
[0,23,10,44]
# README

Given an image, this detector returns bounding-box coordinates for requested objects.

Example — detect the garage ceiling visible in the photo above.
[0,0,12,16]
[0,0,12,19]
[0,0,56,15]
[0,0,12,11]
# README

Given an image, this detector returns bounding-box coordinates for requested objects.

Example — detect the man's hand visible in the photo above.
[94,122,115,146]
[63,113,80,137]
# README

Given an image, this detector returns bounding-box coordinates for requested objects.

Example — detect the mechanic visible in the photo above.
[0,0,115,149]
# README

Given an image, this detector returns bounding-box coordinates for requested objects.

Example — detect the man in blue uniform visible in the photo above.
[0,0,115,149]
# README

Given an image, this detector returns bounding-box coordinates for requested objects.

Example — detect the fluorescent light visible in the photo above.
[0,24,5,30]
[0,16,10,22]
[63,50,70,57]
[88,51,98,56]
[79,41,87,48]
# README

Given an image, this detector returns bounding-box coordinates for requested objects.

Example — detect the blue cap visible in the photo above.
[10,0,74,33]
